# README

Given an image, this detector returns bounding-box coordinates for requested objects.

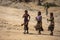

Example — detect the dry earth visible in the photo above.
[0,2,60,40]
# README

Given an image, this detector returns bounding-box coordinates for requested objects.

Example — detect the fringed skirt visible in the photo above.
[35,23,43,31]
[48,24,54,31]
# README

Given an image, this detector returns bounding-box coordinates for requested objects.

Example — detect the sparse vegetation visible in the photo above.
[0,0,60,40]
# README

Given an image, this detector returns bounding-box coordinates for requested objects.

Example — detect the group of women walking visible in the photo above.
[21,10,54,36]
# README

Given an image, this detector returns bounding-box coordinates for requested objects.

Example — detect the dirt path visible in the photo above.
[0,6,60,40]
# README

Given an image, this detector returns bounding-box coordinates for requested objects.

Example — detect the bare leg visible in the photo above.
[24,30,26,34]
[27,30,29,34]
[38,29,41,34]
[50,31,53,36]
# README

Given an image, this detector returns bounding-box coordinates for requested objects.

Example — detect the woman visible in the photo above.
[35,11,43,34]
[21,10,30,34]
[44,2,50,16]
[47,12,54,35]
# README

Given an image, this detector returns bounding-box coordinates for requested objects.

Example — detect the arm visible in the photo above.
[47,19,51,21]
[28,15,30,21]
[22,14,25,18]
[36,17,37,21]
[47,17,54,21]
[21,22,28,26]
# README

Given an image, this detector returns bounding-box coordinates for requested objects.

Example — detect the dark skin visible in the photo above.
[44,2,50,15]
[21,10,30,34]
[47,13,54,24]
[23,13,30,21]
[21,11,30,26]
[35,11,43,34]
[47,13,54,35]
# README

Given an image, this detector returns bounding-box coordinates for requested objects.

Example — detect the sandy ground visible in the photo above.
[0,5,60,40]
